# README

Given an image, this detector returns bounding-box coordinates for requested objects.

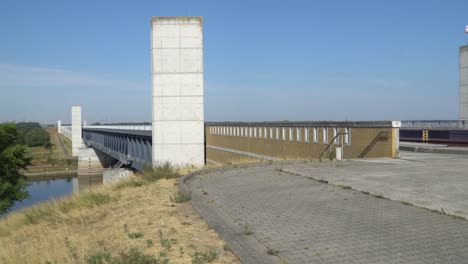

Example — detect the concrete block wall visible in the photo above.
[205,121,400,164]
[460,45,468,120]
[151,16,205,167]
[71,106,83,157]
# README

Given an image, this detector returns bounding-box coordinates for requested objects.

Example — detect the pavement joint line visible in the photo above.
[181,173,283,263]
[278,168,467,221]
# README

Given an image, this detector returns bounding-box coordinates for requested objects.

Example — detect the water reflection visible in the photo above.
[75,175,103,193]
[4,174,104,215]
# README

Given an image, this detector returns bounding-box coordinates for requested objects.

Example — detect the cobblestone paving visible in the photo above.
[187,165,468,264]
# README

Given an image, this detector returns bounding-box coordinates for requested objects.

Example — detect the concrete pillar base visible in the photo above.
[77,148,116,176]
[103,168,134,185]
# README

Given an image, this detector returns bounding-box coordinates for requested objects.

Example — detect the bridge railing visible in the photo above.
[402,120,468,129]
[83,125,152,131]
[81,126,152,171]
[61,125,72,140]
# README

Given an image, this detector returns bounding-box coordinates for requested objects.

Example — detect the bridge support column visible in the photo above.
[460,45,468,120]
[151,17,205,167]
[72,105,84,157]
[58,120,62,134]
[78,148,116,176]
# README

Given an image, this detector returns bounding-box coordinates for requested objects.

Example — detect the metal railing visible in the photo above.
[357,131,390,158]
[319,132,348,161]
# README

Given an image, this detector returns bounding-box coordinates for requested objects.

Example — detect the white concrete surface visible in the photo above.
[71,105,84,157]
[57,120,62,134]
[460,45,468,120]
[103,168,134,184]
[283,151,468,219]
[77,148,105,176]
[151,16,205,167]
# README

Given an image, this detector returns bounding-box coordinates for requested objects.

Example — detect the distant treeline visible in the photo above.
[16,122,51,148]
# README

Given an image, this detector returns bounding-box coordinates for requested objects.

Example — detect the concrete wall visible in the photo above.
[151,16,205,167]
[205,122,400,164]
[71,106,83,157]
[460,45,468,120]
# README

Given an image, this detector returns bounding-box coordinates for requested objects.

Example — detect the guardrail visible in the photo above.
[83,125,152,131]
[402,120,468,129]
[61,126,72,140]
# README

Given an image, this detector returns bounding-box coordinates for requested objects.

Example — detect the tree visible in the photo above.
[0,123,32,213]
[16,122,51,147]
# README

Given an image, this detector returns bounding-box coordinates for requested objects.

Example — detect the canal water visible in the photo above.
[4,175,103,215]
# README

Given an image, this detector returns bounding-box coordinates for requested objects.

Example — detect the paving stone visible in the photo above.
[186,160,468,264]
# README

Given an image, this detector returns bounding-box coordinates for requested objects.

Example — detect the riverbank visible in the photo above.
[23,127,77,175]
[0,167,239,264]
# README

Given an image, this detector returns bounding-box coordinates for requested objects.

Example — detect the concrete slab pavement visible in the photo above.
[282,151,468,219]
[183,160,468,264]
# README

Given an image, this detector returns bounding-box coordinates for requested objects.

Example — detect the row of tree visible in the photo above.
[16,122,51,148]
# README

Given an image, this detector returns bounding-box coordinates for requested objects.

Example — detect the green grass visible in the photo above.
[159,230,178,251]
[128,232,145,239]
[113,178,145,190]
[20,191,112,225]
[113,163,180,191]
[191,250,219,264]
[140,163,180,182]
[170,192,191,203]
[86,248,169,264]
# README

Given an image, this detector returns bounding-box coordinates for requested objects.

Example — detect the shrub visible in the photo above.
[86,251,112,264]
[18,124,51,147]
[159,230,177,250]
[191,250,219,264]
[128,232,144,239]
[86,248,168,264]
[170,192,191,203]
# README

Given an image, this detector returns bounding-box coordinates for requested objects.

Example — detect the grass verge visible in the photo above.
[0,165,239,264]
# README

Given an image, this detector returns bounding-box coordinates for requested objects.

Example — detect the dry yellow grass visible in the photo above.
[0,178,239,264]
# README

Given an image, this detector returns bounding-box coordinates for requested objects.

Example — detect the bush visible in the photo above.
[0,123,32,213]
[16,122,51,147]
[170,192,191,203]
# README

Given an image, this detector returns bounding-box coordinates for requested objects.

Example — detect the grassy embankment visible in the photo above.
[25,127,77,175]
[0,165,239,264]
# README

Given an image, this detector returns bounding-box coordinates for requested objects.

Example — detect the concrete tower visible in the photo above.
[460,45,468,120]
[57,120,62,134]
[71,105,83,157]
[150,16,205,167]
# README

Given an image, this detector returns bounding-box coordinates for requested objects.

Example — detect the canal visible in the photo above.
[5,175,104,215]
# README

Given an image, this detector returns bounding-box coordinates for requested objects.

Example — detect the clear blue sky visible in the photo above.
[1,0,467,123]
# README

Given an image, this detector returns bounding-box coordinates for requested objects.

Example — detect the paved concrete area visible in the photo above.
[283,151,468,219]
[185,157,468,263]
[400,142,468,155]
